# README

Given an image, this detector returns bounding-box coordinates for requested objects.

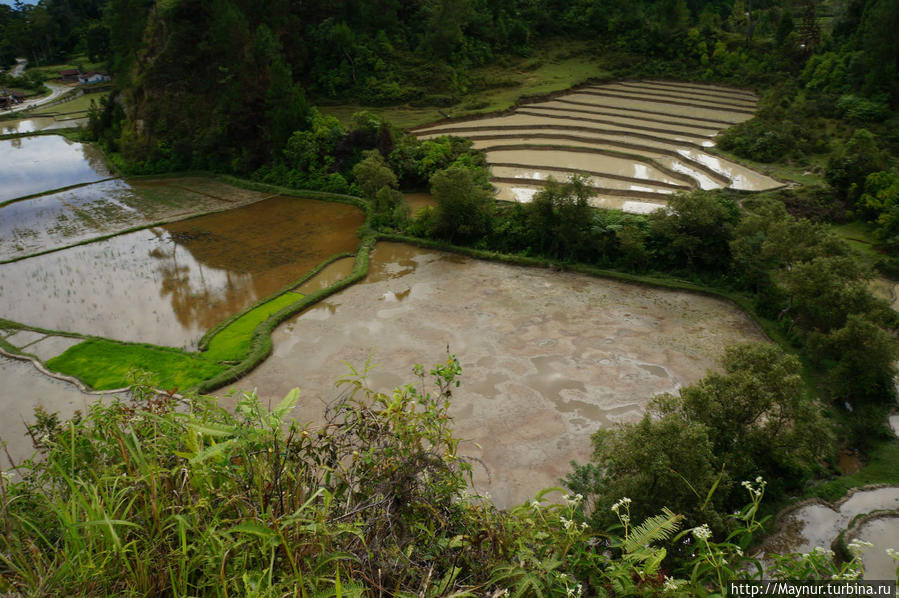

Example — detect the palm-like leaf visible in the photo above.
[623,508,683,553]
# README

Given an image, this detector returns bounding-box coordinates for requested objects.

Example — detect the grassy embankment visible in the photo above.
[23,53,106,80]
[16,177,372,392]
[320,40,611,129]
[43,244,365,392]
[0,161,373,392]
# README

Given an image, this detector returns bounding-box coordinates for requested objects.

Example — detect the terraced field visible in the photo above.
[413,79,783,213]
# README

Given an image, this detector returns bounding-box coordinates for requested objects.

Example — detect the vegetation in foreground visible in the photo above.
[2,358,889,596]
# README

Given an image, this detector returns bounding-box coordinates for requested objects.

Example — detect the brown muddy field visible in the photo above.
[230,242,768,508]
[0,197,364,348]
[0,135,111,202]
[413,80,782,210]
[0,177,274,261]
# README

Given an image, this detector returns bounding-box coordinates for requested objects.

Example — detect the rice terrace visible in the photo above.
[1,0,898,591]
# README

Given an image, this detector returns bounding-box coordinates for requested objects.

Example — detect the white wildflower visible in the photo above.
[847,540,874,558]
[560,516,574,530]
[531,500,541,509]
[611,496,631,513]
[566,493,584,506]
[886,548,899,561]
[741,477,767,499]
[692,524,712,541]
[663,576,685,592]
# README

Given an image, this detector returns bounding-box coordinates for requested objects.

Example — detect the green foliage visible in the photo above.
[351,149,397,200]
[647,191,739,273]
[568,343,831,540]
[523,175,595,261]
[428,164,495,243]
[826,129,888,203]
[858,170,899,241]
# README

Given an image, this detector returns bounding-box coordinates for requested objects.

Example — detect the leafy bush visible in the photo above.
[836,94,890,123]
[0,360,880,595]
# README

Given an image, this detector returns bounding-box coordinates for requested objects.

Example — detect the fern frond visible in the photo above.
[623,508,683,553]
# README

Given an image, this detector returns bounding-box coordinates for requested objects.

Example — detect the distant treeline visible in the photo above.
[17,0,878,173]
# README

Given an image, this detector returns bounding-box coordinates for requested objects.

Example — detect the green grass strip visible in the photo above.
[45,339,225,392]
[204,291,306,362]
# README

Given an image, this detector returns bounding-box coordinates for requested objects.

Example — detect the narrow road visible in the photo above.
[1,82,71,116]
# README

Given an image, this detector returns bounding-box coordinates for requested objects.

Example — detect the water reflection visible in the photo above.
[0,355,107,470]
[0,135,110,202]
[232,242,766,508]
[0,177,275,261]
[0,197,364,348]
[0,116,85,135]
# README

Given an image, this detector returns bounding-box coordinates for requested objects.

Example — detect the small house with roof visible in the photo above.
[78,71,111,85]
[59,68,80,82]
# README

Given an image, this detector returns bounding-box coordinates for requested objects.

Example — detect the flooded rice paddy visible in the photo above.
[413,80,782,212]
[0,354,108,470]
[0,196,364,348]
[849,515,899,579]
[1,115,86,135]
[0,135,111,202]
[0,177,274,261]
[762,487,899,580]
[231,242,767,508]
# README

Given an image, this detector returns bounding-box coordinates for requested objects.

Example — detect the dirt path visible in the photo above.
[11,58,27,78]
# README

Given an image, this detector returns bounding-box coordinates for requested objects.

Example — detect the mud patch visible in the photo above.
[229,242,768,508]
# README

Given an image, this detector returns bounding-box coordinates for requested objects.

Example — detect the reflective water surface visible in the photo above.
[231,242,767,507]
[0,197,364,348]
[0,177,273,260]
[0,135,110,202]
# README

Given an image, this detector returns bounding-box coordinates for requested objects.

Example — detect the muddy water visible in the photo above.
[596,83,758,110]
[445,128,702,152]
[678,149,781,191]
[514,109,718,143]
[0,197,364,348]
[412,80,782,202]
[229,242,767,508]
[484,148,687,187]
[0,178,271,261]
[852,516,899,580]
[0,354,111,470]
[295,257,356,295]
[493,182,668,213]
[764,488,899,557]
[0,135,110,202]
[418,115,709,147]
[531,102,722,136]
[1,116,85,134]
[491,166,677,195]
[562,92,751,124]
[632,80,758,101]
